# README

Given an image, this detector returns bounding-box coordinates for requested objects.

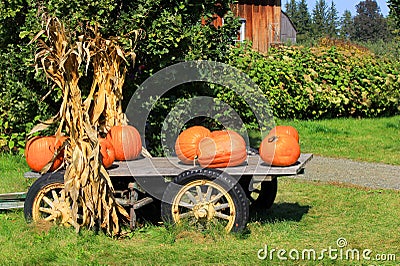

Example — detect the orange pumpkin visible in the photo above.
[25,136,67,172]
[99,138,115,168]
[175,126,210,164]
[268,126,299,142]
[106,125,142,161]
[259,134,300,166]
[198,130,247,168]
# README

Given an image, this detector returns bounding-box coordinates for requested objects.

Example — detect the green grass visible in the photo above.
[1,116,399,265]
[279,116,400,165]
[0,153,32,193]
[0,179,398,265]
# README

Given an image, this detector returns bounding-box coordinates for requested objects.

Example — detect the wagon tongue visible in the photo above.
[0,192,26,210]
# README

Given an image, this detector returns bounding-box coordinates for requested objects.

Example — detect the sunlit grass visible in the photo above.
[279,116,400,165]
[1,116,399,264]
[0,179,398,265]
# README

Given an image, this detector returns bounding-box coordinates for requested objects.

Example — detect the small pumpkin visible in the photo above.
[25,136,67,172]
[99,138,115,168]
[198,130,247,168]
[175,126,210,164]
[268,126,299,142]
[259,134,300,166]
[106,125,142,161]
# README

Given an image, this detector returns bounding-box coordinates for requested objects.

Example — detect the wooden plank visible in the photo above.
[0,201,24,210]
[245,4,253,41]
[23,154,313,179]
[0,192,26,201]
[260,4,268,52]
[107,154,313,177]
[24,171,42,178]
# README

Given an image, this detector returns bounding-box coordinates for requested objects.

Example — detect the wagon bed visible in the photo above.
[24,153,313,180]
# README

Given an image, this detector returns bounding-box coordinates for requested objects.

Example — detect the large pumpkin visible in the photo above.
[99,138,115,168]
[106,125,142,161]
[175,126,210,164]
[259,134,300,166]
[198,130,247,168]
[25,136,67,172]
[268,125,299,142]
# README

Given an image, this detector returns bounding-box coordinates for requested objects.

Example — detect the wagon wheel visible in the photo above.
[24,173,80,227]
[250,178,278,209]
[161,169,249,232]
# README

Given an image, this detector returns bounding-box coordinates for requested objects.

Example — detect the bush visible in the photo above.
[225,39,400,119]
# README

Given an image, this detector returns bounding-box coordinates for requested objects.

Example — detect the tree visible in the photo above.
[340,10,354,39]
[388,0,400,28]
[295,0,312,39]
[312,0,329,37]
[353,0,389,41]
[326,1,339,37]
[285,0,298,20]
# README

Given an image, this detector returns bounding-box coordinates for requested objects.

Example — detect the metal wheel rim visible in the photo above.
[171,180,236,232]
[31,183,74,226]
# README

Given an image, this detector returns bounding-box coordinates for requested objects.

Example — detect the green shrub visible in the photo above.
[225,40,400,119]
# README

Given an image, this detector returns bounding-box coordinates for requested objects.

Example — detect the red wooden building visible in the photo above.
[211,1,289,53]
[232,0,282,53]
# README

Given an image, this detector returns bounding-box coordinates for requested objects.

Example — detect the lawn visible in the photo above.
[0,116,399,265]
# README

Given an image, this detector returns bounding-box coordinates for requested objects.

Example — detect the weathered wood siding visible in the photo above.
[232,0,281,53]
[281,11,296,44]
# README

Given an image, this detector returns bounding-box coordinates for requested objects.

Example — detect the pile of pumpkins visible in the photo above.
[25,124,301,172]
[175,125,301,168]
[25,125,142,172]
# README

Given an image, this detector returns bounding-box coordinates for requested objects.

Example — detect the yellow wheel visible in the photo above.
[24,173,77,227]
[161,169,249,232]
[31,183,73,225]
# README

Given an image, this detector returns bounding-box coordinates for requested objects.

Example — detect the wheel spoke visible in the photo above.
[39,207,54,214]
[213,203,230,211]
[178,201,194,209]
[210,192,224,203]
[179,211,194,219]
[196,186,203,202]
[42,196,54,208]
[214,211,231,220]
[60,189,66,201]
[52,190,59,203]
[205,186,213,202]
[184,191,198,204]
[44,214,56,222]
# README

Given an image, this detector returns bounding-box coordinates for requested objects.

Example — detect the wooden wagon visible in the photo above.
[17,153,313,232]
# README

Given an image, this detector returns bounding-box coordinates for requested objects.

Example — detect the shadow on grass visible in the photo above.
[250,202,311,224]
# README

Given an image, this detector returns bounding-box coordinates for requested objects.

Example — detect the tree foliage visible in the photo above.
[326,1,339,37]
[353,0,389,41]
[0,0,239,153]
[340,10,354,39]
[311,0,329,38]
[388,0,400,28]
[295,0,312,40]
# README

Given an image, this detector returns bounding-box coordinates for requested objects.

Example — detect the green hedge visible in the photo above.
[226,40,400,119]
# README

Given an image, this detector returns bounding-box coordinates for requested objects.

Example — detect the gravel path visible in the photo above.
[295,156,400,190]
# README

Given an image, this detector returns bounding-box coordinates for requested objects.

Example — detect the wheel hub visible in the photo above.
[193,203,216,220]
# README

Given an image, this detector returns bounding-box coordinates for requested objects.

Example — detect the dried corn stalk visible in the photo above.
[85,25,140,132]
[29,15,139,235]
